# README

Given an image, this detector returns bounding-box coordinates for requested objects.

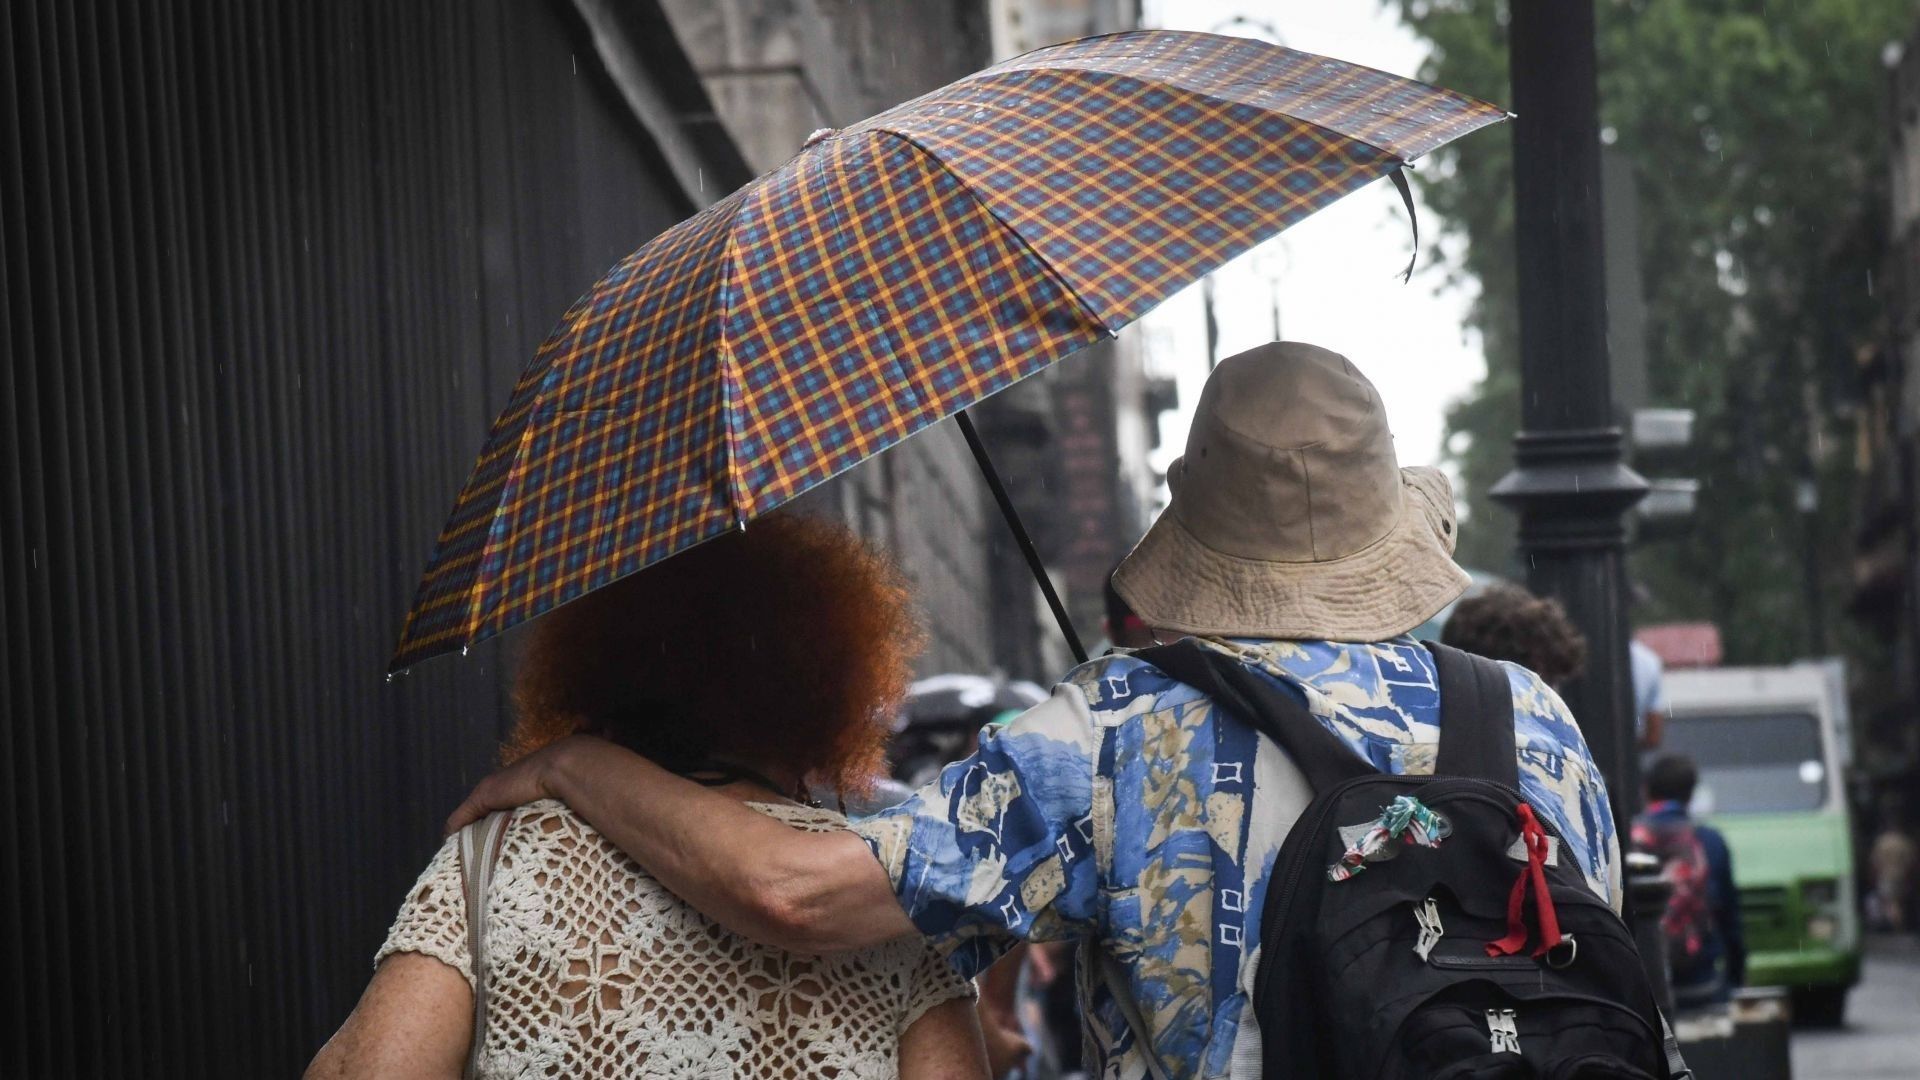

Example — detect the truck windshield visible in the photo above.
[1660,711,1827,814]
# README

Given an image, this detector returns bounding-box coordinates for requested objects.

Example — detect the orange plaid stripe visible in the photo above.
[390,31,1505,670]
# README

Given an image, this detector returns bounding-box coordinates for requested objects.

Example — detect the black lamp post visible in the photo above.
[1491,0,1649,824]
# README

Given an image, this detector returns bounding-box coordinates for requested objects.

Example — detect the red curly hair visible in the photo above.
[505,512,924,796]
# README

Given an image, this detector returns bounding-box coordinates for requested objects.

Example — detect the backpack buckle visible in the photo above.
[1544,934,1578,969]
[1413,897,1444,961]
[1486,1008,1522,1055]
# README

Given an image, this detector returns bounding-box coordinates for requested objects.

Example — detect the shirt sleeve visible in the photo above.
[1507,665,1623,912]
[374,833,473,985]
[897,937,981,1036]
[850,683,1102,980]
[1631,642,1666,717]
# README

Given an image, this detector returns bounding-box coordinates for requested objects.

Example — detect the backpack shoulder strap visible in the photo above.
[458,809,513,1079]
[1424,642,1519,788]
[1134,639,1374,792]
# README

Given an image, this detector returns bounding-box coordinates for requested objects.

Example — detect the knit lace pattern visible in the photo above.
[379,799,971,1078]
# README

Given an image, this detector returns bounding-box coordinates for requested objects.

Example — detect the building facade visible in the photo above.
[2,1,1177,1074]
[0,3,764,1073]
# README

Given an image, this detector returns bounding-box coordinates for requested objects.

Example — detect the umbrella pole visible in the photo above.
[955,409,1089,666]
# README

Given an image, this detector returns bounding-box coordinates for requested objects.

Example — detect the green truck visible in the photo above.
[1660,662,1860,1025]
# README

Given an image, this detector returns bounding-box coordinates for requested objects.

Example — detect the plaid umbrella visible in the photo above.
[391,30,1505,672]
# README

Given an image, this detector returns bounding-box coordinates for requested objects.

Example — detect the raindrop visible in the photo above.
[462,645,470,656]
[571,53,577,76]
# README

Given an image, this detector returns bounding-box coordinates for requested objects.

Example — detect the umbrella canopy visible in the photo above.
[391,30,1505,671]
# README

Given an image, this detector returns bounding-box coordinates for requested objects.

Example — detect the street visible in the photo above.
[1791,936,1920,1079]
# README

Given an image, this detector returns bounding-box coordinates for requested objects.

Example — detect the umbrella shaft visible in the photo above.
[955,409,1089,666]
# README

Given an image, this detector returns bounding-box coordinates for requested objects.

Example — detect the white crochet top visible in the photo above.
[379,798,972,1079]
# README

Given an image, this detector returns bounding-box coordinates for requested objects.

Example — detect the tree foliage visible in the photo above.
[1396,0,1912,663]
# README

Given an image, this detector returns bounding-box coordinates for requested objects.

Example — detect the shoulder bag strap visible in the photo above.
[1658,1008,1694,1079]
[1135,639,1374,793]
[1424,641,1519,788]
[458,810,513,1080]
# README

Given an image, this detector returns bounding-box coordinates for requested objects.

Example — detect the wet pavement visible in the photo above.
[1790,935,1920,1079]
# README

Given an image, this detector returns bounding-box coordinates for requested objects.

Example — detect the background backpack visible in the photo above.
[1630,816,1715,968]
[1137,640,1688,1080]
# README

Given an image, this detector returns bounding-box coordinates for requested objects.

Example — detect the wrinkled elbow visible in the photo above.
[746,836,896,955]
[753,869,845,955]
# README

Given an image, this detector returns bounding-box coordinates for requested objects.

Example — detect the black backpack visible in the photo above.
[1135,639,1688,1080]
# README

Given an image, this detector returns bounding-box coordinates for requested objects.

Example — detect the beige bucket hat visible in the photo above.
[1113,341,1470,641]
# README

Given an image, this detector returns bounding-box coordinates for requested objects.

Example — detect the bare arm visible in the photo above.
[446,735,914,954]
[1638,708,1666,751]
[304,953,469,1080]
[899,997,993,1080]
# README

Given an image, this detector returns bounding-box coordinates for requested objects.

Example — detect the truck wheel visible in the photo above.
[1792,986,1848,1028]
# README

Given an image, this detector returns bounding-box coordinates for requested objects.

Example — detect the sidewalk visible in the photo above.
[1790,934,1920,1079]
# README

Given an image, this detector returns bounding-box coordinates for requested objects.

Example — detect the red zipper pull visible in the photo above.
[1486,803,1564,957]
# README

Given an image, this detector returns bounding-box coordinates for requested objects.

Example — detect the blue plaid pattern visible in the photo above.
[393,31,1505,669]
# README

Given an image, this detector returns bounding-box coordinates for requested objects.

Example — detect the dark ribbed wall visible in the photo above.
[1,1,709,1073]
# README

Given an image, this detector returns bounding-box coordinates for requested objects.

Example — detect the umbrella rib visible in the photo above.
[715,228,749,529]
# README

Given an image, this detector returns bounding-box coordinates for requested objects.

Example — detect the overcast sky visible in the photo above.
[1136,0,1491,480]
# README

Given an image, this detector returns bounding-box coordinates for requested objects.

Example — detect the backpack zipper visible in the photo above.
[1259,776,1576,955]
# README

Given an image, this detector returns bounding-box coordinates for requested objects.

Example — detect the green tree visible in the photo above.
[1396,0,1910,664]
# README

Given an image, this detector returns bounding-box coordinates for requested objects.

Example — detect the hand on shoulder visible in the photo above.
[445,734,607,835]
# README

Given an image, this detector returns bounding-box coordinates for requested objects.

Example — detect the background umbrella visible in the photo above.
[391,30,1506,673]
[891,674,1051,789]
[902,673,1051,726]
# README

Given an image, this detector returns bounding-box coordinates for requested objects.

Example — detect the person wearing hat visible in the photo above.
[447,342,1622,1080]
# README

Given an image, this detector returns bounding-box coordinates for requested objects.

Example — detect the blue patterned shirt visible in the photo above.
[851,637,1621,1080]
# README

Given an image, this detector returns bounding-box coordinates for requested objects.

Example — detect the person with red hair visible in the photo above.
[307,513,988,1080]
